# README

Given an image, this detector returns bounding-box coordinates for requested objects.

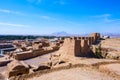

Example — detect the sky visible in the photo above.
[0,0,120,35]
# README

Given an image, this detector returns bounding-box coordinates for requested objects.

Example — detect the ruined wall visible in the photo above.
[60,38,81,56]
[74,39,81,56]
[13,51,33,60]
[59,33,101,57]
[12,33,101,59]
[13,47,59,60]
[80,39,89,56]
[90,33,101,43]
[0,60,11,66]
[9,59,119,80]
[60,37,90,57]
[9,62,91,80]
[6,60,29,78]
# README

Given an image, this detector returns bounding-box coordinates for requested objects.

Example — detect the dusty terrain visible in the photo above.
[101,38,120,51]
[22,48,120,80]
[24,51,58,67]
[26,54,120,80]
[101,38,120,59]
[1,37,120,80]
[28,67,118,80]
[99,63,120,76]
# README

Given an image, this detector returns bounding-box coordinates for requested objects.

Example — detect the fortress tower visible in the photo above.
[90,33,101,43]
[59,33,101,57]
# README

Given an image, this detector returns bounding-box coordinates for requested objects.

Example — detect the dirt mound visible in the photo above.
[28,67,118,80]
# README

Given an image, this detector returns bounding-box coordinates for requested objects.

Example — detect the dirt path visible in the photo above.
[24,51,58,67]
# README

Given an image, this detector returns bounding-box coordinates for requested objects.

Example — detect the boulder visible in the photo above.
[33,64,50,72]
[6,60,29,78]
[106,51,120,60]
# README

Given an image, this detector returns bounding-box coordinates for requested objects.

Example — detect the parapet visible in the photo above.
[71,37,77,40]
[81,39,88,47]
[77,37,81,40]
[81,37,85,40]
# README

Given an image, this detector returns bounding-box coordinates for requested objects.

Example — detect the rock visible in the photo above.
[6,60,29,78]
[33,64,50,72]
[106,51,120,60]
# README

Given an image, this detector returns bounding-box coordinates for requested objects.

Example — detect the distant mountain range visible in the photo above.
[51,31,71,36]
[50,31,120,37]
[50,31,89,36]
[1,31,120,38]
[102,33,120,38]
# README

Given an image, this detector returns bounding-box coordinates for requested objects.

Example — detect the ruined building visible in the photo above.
[90,33,101,43]
[59,33,101,57]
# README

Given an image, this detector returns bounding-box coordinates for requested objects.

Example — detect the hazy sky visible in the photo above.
[0,0,120,35]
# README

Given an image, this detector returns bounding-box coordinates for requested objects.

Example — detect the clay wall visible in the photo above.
[0,60,11,66]
[90,33,101,43]
[74,40,81,56]
[13,47,59,60]
[59,33,100,57]
[80,39,90,56]
[60,38,84,56]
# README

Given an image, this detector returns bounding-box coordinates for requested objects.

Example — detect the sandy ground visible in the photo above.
[0,55,10,61]
[28,67,118,80]
[27,54,120,80]
[0,66,6,73]
[24,51,58,67]
[99,63,120,76]
[0,66,7,80]
[101,38,120,51]
[0,39,120,80]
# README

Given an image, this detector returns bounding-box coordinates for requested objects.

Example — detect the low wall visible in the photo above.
[9,63,89,80]
[14,47,59,60]
[0,60,11,66]
[9,60,120,80]
[0,44,13,49]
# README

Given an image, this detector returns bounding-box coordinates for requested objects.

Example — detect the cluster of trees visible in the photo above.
[0,35,56,40]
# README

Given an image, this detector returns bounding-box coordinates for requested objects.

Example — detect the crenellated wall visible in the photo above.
[59,33,101,57]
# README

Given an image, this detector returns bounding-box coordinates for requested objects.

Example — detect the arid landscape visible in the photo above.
[0,33,120,80]
[0,0,120,80]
